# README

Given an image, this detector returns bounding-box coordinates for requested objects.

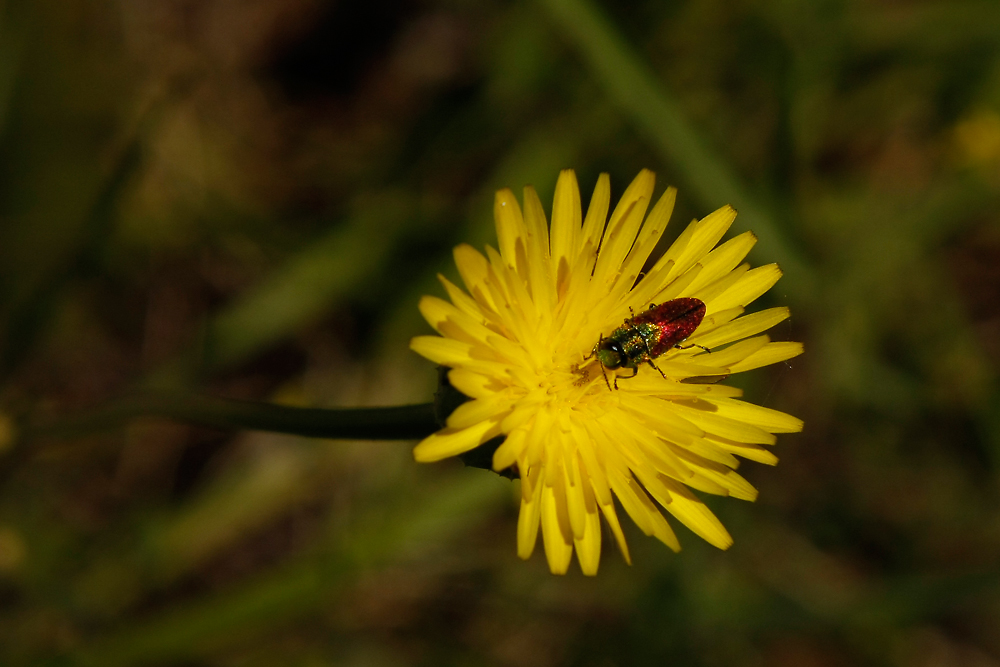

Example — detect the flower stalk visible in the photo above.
[24,393,438,443]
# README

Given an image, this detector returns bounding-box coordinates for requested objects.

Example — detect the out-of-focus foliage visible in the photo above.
[1,0,999,665]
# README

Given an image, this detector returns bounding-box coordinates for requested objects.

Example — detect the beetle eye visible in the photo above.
[596,343,622,370]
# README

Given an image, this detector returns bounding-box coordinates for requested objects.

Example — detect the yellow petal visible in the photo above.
[522,186,551,258]
[550,169,582,264]
[575,428,613,507]
[683,231,757,293]
[655,476,733,549]
[446,395,513,430]
[690,307,790,349]
[493,427,526,471]
[593,170,653,285]
[437,274,488,320]
[623,396,705,440]
[418,295,493,346]
[574,483,602,576]
[696,467,758,501]
[521,186,555,314]
[728,341,804,373]
[612,415,692,480]
[618,186,677,283]
[541,481,574,575]
[517,463,544,559]
[705,398,803,433]
[708,436,779,465]
[500,401,536,433]
[413,419,502,462]
[409,336,475,366]
[670,437,741,469]
[710,263,782,311]
[670,400,777,445]
[607,169,654,234]
[620,374,741,398]
[677,471,731,497]
[580,173,611,258]
[692,263,750,306]
[494,188,526,269]
[662,205,737,282]
[453,244,490,292]
[448,368,501,400]
[565,459,587,541]
[608,466,681,551]
[643,214,696,281]
[684,335,771,370]
[637,262,704,314]
[694,306,744,337]
[596,492,631,565]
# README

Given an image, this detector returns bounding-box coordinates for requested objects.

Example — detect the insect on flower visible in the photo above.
[411,169,806,576]
[589,297,710,390]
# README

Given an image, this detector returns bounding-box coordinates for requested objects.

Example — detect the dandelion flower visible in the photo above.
[411,169,803,575]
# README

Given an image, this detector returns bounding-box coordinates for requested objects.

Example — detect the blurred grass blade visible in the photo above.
[151,190,415,384]
[66,471,509,667]
[0,4,28,138]
[536,0,815,299]
[0,123,144,382]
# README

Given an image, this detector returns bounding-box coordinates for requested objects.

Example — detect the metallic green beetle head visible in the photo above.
[595,338,624,370]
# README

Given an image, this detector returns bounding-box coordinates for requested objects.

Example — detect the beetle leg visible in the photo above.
[638,335,668,379]
[645,357,667,379]
[591,334,613,392]
[675,342,711,353]
[601,363,612,392]
[584,333,604,362]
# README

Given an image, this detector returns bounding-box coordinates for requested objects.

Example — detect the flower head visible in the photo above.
[411,170,803,575]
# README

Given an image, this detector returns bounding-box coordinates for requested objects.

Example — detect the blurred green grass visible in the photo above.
[1,0,1000,665]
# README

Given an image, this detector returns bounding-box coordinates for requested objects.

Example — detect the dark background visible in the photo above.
[1,0,999,665]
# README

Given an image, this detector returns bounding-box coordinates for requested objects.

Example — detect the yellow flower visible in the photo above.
[411,169,803,575]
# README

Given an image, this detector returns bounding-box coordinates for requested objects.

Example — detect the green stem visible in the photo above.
[28,393,438,442]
